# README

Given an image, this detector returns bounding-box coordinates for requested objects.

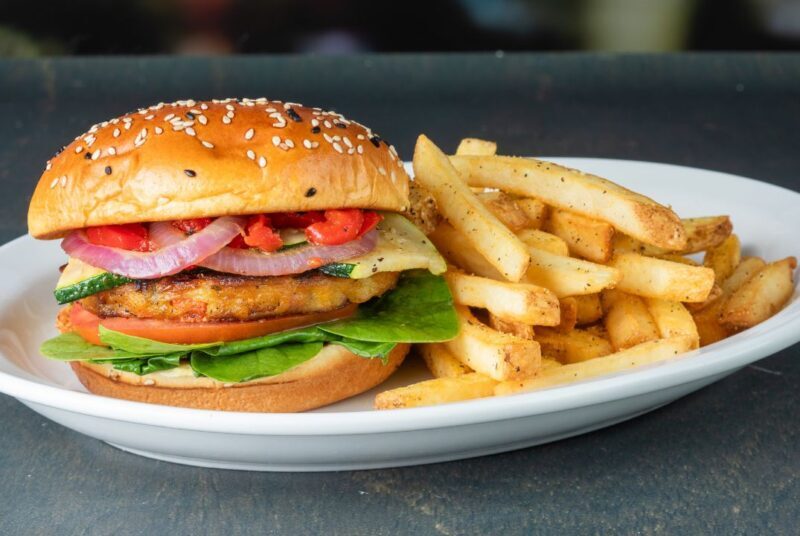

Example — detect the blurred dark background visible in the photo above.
[1,0,799,56]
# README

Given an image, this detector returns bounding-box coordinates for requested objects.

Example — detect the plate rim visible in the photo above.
[1,157,798,436]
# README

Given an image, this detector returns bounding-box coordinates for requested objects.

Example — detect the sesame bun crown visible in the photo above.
[28,98,410,239]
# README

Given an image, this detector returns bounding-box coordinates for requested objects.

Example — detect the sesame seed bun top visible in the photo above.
[28,98,410,239]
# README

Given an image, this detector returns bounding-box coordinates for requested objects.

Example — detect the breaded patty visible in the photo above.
[80,270,399,322]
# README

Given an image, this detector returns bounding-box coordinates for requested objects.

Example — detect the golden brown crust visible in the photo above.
[29,99,409,239]
[70,343,409,412]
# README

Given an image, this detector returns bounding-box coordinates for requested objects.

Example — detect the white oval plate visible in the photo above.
[0,158,798,472]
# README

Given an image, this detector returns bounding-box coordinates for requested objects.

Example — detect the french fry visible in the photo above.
[704,234,741,284]
[448,155,686,250]
[516,197,548,229]
[556,297,578,333]
[721,256,766,294]
[720,257,797,332]
[584,323,608,339]
[443,306,541,381]
[443,270,560,325]
[541,358,563,370]
[658,254,699,266]
[488,314,535,340]
[609,252,715,302]
[414,136,531,281]
[495,336,695,395]
[613,216,733,256]
[456,138,497,156]
[516,229,570,256]
[526,248,622,297]
[683,284,723,313]
[429,223,504,279]
[476,191,532,232]
[417,343,472,378]
[375,373,497,409]
[573,293,603,325]
[535,327,613,364]
[544,208,615,263]
[644,298,699,349]
[601,290,660,351]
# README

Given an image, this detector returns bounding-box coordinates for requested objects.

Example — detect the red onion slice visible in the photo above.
[150,222,378,277]
[62,217,245,279]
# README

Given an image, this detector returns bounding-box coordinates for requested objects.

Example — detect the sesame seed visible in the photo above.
[305,187,316,197]
[200,103,208,110]
[323,133,333,143]
[279,143,289,151]
[332,135,341,142]
[311,141,320,148]
[124,122,132,130]
[258,156,267,168]
[198,115,208,125]
[107,147,116,156]
[164,114,175,121]
[45,162,52,170]
[357,145,364,154]
[145,114,154,120]
[272,135,281,146]
[49,177,58,189]
[185,127,196,136]
[184,169,197,177]
[226,111,234,119]
[226,104,235,111]
[343,137,353,148]
[60,175,67,186]
[357,134,365,140]
[244,128,254,140]
[222,116,231,124]
[348,147,355,154]
[91,149,101,160]
[112,128,121,138]
[333,142,343,153]
[311,119,320,127]
[303,139,312,149]
[85,135,96,147]
[246,149,256,160]
[378,167,387,176]
[265,107,277,113]
[75,146,84,154]
[285,139,295,148]
[104,166,112,175]
[324,120,332,129]
[154,127,163,135]
[201,140,214,149]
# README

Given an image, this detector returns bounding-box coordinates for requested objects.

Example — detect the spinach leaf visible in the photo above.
[98,326,218,355]
[41,333,127,361]
[203,327,327,357]
[190,342,323,383]
[92,354,184,376]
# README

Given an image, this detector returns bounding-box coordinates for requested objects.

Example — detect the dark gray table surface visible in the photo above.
[0,53,798,535]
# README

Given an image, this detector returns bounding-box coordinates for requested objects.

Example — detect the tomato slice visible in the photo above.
[86,223,151,251]
[69,302,357,346]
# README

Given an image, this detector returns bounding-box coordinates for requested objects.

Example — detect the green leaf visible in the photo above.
[190,342,323,383]
[202,327,328,357]
[98,326,218,355]
[333,339,397,358]
[319,270,458,343]
[92,354,184,376]
[40,333,119,361]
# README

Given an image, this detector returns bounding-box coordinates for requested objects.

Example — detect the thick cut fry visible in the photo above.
[610,252,715,302]
[704,234,741,284]
[556,297,578,333]
[449,155,686,250]
[644,298,699,349]
[683,284,723,313]
[444,306,541,381]
[720,257,797,331]
[495,336,695,395]
[658,254,699,266]
[417,343,472,378]
[444,270,560,325]
[414,137,531,281]
[613,216,733,256]
[573,294,603,325]
[516,229,570,256]
[544,208,615,263]
[526,248,621,297]
[516,198,548,229]
[602,290,660,351]
[375,373,497,409]
[476,191,531,232]
[429,223,504,279]
[535,327,613,364]
[721,256,766,294]
[456,138,497,156]
[488,314,535,340]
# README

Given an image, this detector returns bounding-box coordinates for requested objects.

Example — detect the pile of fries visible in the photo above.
[374,136,796,409]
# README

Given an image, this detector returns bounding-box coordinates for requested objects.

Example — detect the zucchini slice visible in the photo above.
[54,258,131,304]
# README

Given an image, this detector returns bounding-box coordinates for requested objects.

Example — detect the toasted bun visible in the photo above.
[29,98,409,239]
[70,343,409,412]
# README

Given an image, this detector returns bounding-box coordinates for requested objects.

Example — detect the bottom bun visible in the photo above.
[71,343,409,412]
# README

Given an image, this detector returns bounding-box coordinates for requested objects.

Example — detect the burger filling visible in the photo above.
[41,210,458,383]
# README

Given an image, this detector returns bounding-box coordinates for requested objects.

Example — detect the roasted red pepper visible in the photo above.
[242,214,283,252]
[270,211,325,229]
[305,209,365,245]
[172,218,213,235]
[86,223,151,251]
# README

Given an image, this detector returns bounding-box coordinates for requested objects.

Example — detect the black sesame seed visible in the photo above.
[186,112,195,120]
[84,152,92,160]
[54,145,65,156]
[184,169,197,177]
[286,108,302,122]
[311,126,321,134]
[305,187,317,197]
[369,136,381,148]
[334,122,346,129]
[104,166,112,175]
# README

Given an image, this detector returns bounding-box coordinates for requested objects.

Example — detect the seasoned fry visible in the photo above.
[720,257,797,331]
[515,197,548,229]
[609,252,715,302]
[601,290,660,351]
[613,216,733,256]
[448,155,686,250]
[535,327,613,364]
[573,293,603,325]
[644,298,699,349]
[476,191,531,232]
[456,138,497,156]
[375,373,497,409]
[414,136,531,281]
[526,248,621,297]
[556,297,578,333]
[658,254,699,266]
[443,306,541,381]
[488,314,535,340]
[443,270,560,325]
[721,256,766,294]
[683,284,723,313]
[516,229,570,256]
[417,343,472,378]
[541,358,563,370]
[429,223,504,279]
[704,234,741,284]
[495,336,696,395]
[545,208,615,263]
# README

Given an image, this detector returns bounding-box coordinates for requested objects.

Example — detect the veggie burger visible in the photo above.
[29,98,457,412]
